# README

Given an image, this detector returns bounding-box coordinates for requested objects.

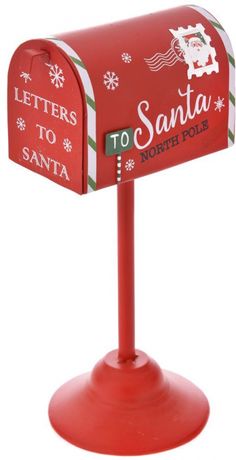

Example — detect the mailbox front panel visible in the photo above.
[8,5,235,194]
[8,40,84,194]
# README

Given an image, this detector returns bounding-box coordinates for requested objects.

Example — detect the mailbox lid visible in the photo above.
[54,5,234,192]
[8,39,85,194]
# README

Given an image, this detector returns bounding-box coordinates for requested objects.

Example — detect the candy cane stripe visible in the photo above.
[46,38,97,192]
[86,94,96,110]
[230,91,235,106]
[190,6,235,147]
[210,20,225,31]
[70,56,86,69]
[228,53,235,68]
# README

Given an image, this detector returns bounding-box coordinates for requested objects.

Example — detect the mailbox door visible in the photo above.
[8,40,84,194]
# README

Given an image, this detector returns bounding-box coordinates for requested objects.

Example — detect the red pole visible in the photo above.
[117,180,136,362]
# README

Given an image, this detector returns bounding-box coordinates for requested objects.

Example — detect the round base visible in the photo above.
[49,350,209,455]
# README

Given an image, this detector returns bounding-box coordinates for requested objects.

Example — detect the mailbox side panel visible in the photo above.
[8,40,85,194]
[56,6,234,192]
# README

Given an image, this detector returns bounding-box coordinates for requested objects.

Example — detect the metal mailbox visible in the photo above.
[7,6,236,455]
[8,5,235,194]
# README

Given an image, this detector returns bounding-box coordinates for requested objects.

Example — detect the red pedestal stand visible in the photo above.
[49,180,209,455]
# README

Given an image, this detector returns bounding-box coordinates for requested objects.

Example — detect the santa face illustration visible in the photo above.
[145,24,219,79]
[186,36,211,67]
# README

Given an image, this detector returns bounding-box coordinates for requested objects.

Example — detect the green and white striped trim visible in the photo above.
[190,6,235,146]
[46,38,97,193]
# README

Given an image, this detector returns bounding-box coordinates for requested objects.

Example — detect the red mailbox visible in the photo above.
[8,5,235,194]
[7,5,235,456]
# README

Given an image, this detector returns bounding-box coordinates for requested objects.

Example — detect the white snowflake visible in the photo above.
[125,159,135,171]
[20,72,32,83]
[63,138,72,152]
[121,52,132,63]
[16,117,26,131]
[104,71,119,90]
[214,96,225,112]
[46,63,65,89]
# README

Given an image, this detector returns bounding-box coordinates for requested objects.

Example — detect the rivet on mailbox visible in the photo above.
[7,5,235,456]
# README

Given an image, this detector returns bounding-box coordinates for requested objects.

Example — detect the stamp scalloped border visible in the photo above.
[169,23,219,79]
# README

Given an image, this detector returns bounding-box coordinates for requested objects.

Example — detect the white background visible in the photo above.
[0,1,235,459]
